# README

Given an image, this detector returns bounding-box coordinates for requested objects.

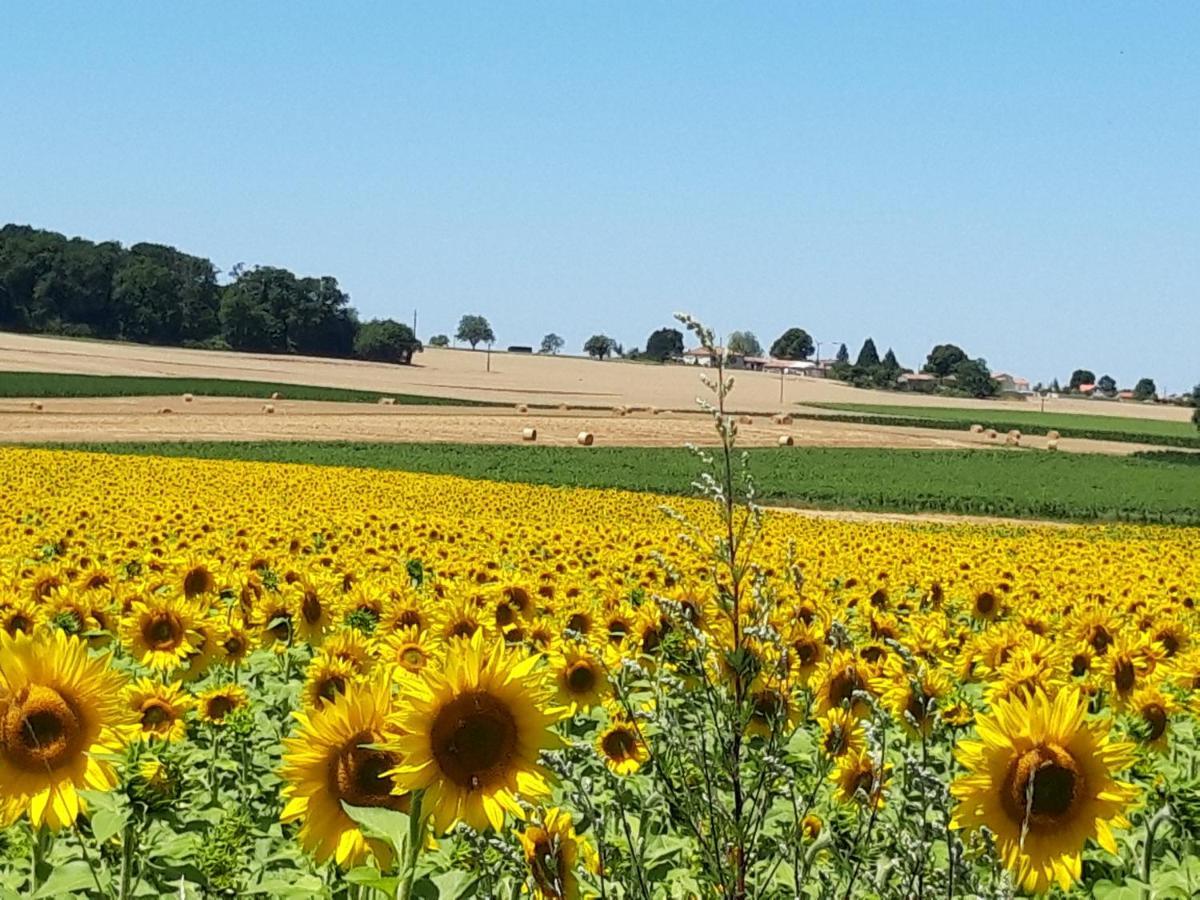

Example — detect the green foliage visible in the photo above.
[854,338,880,369]
[428,334,450,347]
[49,441,1200,524]
[1070,368,1097,390]
[770,327,814,360]
[539,332,564,354]
[952,358,996,398]
[835,343,850,364]
[352,319,421,364]
[0,371,490,405]
[455,314,495,349]
[1133,378,1157,400]
[583,334,616,359]
[1098,374,1118,396]
[726,330,763,357]
[922,343,967,377]
[644,327,683,361]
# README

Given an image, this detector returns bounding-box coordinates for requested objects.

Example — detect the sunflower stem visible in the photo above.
[396,790,424,900]
[30,825,47,893]
[118,820,134,900]
[1141,802,1171,899]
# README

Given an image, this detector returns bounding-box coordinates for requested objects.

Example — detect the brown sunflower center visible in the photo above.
[448,620,478,640]
[183,566,213,598]
[1002,744,1083,829]
[793,640,818,666]
[1070,653,1091,677]
[1142,704,1168,741]
[399,646,427,670]
[974,592,996,616]
[601,726,638,761]
[330,731,408,810]
[565,662,597,695]
[206,696,235,721]
[318,675,347,703]
[396,610,423,629]
[141,702,172,729]
[1113,658,1136,694]
[566,613,591,635]
[301,592,323,625]
[1090,626,1112,654]
[145,612,184,650]
[5,614,33,636]
[1,684,82,771]
[828,668,865,708]
[430,690,518,791]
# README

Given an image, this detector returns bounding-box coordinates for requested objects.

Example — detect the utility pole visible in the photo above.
[413,308,417,334]
[486,341,492,372]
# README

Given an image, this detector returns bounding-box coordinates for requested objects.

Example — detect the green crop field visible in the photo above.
[29,441,1200,525]
[801,401,1200,449]
[0,371,492,406]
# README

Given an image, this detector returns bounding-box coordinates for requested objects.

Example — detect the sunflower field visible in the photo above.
[1,443,1199,899]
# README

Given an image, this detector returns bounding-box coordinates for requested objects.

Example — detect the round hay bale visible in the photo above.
[270,391,282,400]
[516,403,529,413]
[182,393,194,403]
[576,431,594,446]
[1047,429,1061,441]
[159,407,172,415]
[1007,429,1022,440]
[521,427,537,441]
[772,413,793,425]
[557,403,570,412]
[613,406,627,416]
[263,404,275,414]
[29,401,43,411]
[986,429,998,440]
[649,406,661,415]
[1004,433,1020,446]
[969,423,984,434]
[378,397,396,406]
[777,434,794,447]
[1046,438,1060,452]
[738,415,753,425]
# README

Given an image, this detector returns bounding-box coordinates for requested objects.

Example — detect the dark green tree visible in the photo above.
[584,334,616,359]
[540,333,564,354]
[855,338,880,369]
[770,328,814,360]
[726,331,762,357]
[645,327,684,361]
[1097,375,1117,396]
[456,314,495,349]
[835,343,850,364]
[954,358,997,398]
[428,334,450,347]
[1132,378,1157,401]
[1069,369,1096,391]
[923,343,968,377]
[353,319,421,364]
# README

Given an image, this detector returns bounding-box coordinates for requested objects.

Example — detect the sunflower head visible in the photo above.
[596,704,649,776]
[552,645,609,713]
[198,684,249,726]
[125,678,193,742]
[518,807,598,900]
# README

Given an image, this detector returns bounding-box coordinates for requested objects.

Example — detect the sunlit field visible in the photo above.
[1,447,1198,898]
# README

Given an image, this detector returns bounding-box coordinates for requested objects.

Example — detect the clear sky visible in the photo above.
[4,4,1197,391]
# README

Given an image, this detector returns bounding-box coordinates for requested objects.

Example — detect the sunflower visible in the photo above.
[383,627,435,675]
[303,653,360,711]
[322,628,378,676]
[950,687,1137,894]
[280,675,407,868]
[198,684,249,726]
[784,619,826,685]
[0,629,134,830]
[217,613,256,666]
[383,632,563,833]
[175,554,218,600]
[811,649,874,719]
[817,707,866,759]
[1128,682,1179,753]
[289,576,339,645]
[125,678,193,742]
[121,594,203,672]
[551,645,609,713]
[832,748,889,809]
[518,807,599,900]
[177,612,222,683]
[0,598,41,637]
[596,704,649,776]
[875,660,953,738]
[745,674,800,739]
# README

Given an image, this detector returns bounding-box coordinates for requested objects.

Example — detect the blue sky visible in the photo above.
[3,4,1197,390]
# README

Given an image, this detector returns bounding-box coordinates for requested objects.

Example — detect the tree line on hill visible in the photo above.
[0,225,420,363]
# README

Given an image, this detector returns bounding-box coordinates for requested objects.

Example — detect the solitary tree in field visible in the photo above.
[584,334,616,360]
[455,314,495,349]
[1133,378,1157,401]
[726,330,762,357]
[645,327,684,361]
[539,333,564,354]
[1069,369,1096,391]
[923,343,968,377]
[770,328,814,360]
[428,334,449,347]
[1097,374,1117,397]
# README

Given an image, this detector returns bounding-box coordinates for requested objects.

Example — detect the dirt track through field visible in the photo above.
[0,395,1170,455]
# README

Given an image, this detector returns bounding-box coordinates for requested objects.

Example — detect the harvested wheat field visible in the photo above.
[0,394,1173,454]
[0,332,1190,423]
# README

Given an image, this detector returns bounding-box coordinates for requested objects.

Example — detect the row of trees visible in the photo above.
[0,225,420,363]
